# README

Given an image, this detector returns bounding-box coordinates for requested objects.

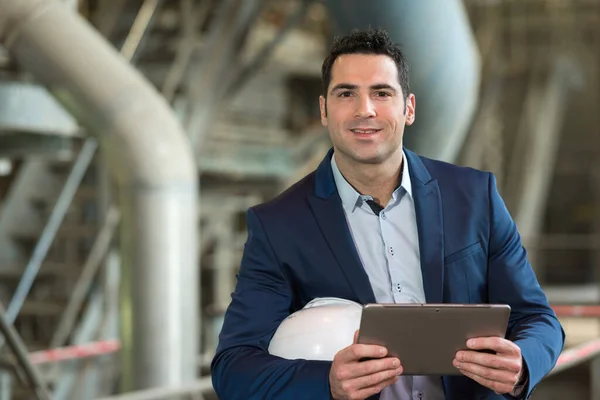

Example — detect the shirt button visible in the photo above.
[395,284,402,292]
[389,246,394,255]
[381,212,386,220]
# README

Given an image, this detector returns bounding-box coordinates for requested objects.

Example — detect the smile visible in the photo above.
[350,129,381,134]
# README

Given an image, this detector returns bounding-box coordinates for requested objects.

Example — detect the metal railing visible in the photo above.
[0,303,51,400]
[3,139,98,328]
[50,207,120,349]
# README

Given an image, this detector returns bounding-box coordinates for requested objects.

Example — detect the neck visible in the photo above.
[335,148,403,207]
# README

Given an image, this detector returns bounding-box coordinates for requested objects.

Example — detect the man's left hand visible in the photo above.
[453,337,524,395]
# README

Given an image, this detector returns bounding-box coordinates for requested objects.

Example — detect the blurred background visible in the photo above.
[0,0,598,398]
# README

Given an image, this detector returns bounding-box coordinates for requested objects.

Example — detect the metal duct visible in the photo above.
[0,0,198,392]
[324,0,481,162]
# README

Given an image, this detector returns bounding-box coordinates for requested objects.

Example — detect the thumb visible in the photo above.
[353,330,359,344]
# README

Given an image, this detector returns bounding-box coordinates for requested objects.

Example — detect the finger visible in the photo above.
[337,343,388,363]
[353,330,359,344]
[354,357,401,380]
[333,357,401,381]
[353,375,399,399]
[454,360,520,386]
[459,369,513,395]
[344,365,403,392]
[466,337,520,356]
[455,351,521,373]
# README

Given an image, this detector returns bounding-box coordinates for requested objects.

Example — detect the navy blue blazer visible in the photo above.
[211,148,564,400]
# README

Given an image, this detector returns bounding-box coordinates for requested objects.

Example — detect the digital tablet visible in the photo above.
[356,303,511,375]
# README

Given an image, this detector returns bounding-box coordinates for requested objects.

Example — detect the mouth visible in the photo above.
[349,128,382,138]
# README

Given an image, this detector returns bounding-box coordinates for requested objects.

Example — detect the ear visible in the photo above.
[319,95,328,126]
[404,93,416,126]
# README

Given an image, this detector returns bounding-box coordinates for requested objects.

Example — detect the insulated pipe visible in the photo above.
[0,0,198,391]
[324,0,481,162]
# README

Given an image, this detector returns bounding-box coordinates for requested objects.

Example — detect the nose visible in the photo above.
[355,96,376,119]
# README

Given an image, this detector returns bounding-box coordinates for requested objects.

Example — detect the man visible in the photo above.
[211,28,564,400]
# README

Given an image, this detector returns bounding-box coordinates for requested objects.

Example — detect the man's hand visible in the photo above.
[329,331,403,400]
[453,337,524,395]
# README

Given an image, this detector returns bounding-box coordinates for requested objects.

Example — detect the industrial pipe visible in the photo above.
[0,0,198,391]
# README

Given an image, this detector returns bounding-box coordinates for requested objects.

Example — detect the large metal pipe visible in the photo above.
[324,0,481,162]
[0,0,198,392]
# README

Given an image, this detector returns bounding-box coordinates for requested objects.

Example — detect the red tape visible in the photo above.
[29,339,120,365]
[552,305,600,317]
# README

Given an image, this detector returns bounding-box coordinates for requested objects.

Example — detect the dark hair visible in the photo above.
[321,28,410,101]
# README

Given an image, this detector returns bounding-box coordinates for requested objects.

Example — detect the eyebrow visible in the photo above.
[371,84,398,93]
[330,83,398,94]
[330,83,357,94]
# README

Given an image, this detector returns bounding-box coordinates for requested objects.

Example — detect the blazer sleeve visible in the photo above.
[486,173,565,399]
[210,208,332,400]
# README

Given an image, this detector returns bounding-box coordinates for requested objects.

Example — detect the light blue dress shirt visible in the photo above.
[331,153,445,400]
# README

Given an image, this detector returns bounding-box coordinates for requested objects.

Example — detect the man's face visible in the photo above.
[319,54,415,166]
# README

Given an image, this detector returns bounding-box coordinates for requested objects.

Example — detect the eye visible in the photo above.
[375,91,391,98]
[338,91,353,98]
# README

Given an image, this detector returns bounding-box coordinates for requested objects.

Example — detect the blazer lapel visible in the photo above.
[308,150,376,305]
[405,150,445,304]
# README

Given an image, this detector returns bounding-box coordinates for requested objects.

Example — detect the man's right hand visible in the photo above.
[329,331,403,400]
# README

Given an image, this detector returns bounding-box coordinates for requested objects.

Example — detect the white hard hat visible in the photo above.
[268,297,363,361]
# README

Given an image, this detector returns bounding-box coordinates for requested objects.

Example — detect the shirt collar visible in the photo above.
[331,150,413,213]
